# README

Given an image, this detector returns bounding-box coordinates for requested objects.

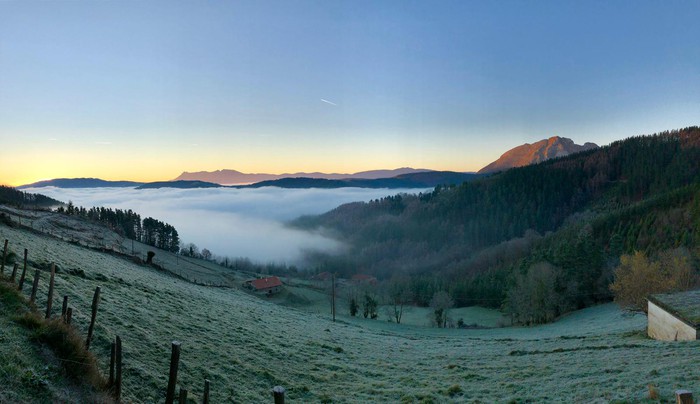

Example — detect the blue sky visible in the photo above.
[1,1,699,185]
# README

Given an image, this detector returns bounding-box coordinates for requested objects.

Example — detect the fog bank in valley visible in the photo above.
[27,186,427,264]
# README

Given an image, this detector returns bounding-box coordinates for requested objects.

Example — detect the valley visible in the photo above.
[1,214,698,402]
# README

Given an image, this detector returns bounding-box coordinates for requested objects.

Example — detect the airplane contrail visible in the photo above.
[321,98,337,106]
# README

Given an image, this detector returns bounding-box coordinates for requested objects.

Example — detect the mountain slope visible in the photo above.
[293,127,700,316]
[478,136,598,173]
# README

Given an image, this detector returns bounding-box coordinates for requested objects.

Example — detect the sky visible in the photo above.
[2,1,700,186]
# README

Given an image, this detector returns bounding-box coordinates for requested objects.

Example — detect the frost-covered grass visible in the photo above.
[1,222,699,403]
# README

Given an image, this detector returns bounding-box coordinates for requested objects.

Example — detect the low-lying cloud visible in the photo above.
[27,186,427,265]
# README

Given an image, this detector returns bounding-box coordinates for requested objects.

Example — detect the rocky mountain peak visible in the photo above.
[479,137,598,173]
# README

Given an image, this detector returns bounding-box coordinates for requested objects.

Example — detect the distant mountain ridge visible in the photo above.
[238,171,483,189]
[18,178,144,189]
[18,171,481,190]
[173,167,433,184]
[478,136,598,173]
[136,180,221,190]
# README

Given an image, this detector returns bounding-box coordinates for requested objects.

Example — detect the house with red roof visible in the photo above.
[245,276,283,295]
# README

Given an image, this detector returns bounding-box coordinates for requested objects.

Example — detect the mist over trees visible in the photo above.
[295,127,700,324]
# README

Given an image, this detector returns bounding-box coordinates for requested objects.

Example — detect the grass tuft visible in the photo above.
[647,383,659,400]
[0,278,28,314]
[16,314,107,391]
[446,384,463,397]
[2,277,108,396]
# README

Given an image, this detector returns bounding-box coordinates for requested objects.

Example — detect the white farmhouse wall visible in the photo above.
[647,301,697,341]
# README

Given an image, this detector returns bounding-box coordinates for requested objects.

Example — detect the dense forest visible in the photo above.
[293,127,700,323]
[55,202,180,253]
[0,185,62,207]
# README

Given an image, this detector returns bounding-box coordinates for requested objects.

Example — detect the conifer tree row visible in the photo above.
[55,204,180,253]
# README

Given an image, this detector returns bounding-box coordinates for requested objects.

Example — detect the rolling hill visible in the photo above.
[1,209,698,402]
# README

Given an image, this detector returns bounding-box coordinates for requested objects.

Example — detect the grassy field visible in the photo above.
[1,217,699,403]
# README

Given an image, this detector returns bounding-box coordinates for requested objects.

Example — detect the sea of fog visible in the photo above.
[26,186,428,264]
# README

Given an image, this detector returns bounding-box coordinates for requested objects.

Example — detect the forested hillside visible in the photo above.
[294,127,700,322]
[0,185,62,208]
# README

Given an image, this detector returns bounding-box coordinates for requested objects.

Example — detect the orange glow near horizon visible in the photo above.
[3,153,488,187]
[1,135,494,187]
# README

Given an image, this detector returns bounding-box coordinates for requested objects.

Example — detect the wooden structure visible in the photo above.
[647,290,700,341]
[245,276,283,295]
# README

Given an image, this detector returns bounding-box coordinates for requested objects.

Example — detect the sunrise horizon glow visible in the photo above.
[2,1,699,187]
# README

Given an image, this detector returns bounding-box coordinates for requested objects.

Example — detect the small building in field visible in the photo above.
[312,272,333,282]
[245,276,283,296]
[311,271,333,288]
[647,290,700,341]
[351,274,377,285]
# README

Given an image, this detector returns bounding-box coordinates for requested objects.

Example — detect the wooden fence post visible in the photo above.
[45,263,56,319]
[109,342,115,387]
[85,286,101,350]
[203,379,210,404]
[11,263,18,282]
[18,249,28,291]
[66,308,73,325]
[115,336,122,402]
[676,390,693,404]
[61,295,69,320]
[272,386,285,404]
[30,269,40,304]
[1,239,7,274]
[165,341,181,404]
[178,388,188,404]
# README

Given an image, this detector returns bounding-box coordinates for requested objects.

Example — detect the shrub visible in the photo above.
[610,249,699,312]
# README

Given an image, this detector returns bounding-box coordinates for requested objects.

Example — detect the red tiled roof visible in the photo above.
[249,276,283,290]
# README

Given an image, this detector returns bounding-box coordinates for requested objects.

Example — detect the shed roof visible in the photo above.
[649,289,700,328]
[249,276,283,290]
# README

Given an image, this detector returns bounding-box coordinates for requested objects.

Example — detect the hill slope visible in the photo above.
[0,185,62,208]
[294,127,700,316]
[2,220,699,402]
[479,136,598,173]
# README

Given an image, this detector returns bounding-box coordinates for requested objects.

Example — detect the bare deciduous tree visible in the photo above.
[430,290,453,328]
